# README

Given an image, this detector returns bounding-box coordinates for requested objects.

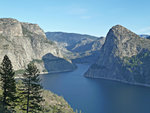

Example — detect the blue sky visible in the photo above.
[0,0,150,36]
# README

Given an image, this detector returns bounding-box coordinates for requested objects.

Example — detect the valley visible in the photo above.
[0,18,150,113]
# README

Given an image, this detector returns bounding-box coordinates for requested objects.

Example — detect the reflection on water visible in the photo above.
[41,64,150,113]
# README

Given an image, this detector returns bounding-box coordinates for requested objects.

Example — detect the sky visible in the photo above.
[0,0,150,37]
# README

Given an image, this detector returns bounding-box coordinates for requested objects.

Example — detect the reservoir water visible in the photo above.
[41,64,150,113]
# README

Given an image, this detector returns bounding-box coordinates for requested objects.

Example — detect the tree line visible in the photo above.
[0,55,44,113]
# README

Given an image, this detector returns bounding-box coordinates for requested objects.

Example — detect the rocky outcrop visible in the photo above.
[42,90,75,113]
[85,25,150,86]
[0,18,75,73]
[0,18,23,37]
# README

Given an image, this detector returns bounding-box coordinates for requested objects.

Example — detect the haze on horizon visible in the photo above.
[0,0,150,37]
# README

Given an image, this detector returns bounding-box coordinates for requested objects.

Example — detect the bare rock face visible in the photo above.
[0,18,23,37]
[21,22,46,38]
[85,25,150,86]
[0,18,75,73]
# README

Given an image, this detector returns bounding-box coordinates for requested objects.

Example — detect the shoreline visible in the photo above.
[40,69,75,75]
[15,69,76,79]
[85,75,150,88]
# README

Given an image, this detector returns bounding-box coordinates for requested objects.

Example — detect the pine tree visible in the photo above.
[0,55,17,112]
[20,63,44,113]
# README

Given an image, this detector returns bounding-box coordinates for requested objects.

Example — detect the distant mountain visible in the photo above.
[71,37,105,63]
[46,32,98,47]
[139,34,150,39]
[139,34,150,38]
[85,25,150,86]
[0,18,75,73]
[46,32,105,63]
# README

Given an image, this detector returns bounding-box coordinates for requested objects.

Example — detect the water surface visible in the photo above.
[41,64,150,113]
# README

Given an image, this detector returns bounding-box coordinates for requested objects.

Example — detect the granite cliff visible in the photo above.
[85,25,150,86]
[0,18,75,73]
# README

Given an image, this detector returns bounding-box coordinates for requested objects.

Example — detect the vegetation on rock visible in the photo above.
[0,55,75,113]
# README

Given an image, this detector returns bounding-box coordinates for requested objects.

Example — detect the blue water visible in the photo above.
[41,64,150,113]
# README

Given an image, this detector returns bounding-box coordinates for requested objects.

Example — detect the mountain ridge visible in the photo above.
[46,31,105,64]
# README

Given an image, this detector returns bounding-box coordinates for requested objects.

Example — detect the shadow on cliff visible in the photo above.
[42,53,76,73]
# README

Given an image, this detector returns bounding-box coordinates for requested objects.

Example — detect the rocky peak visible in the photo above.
[84,25,150,86]
[107,25,140,41]
[0,18,46,39]
[0,18,19,23]
[21,22,46,38]
[103,25,141,58]
[0,18,23,37]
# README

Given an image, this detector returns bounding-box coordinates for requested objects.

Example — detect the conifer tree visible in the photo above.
[0,55,16,112]
[20,63,44,113]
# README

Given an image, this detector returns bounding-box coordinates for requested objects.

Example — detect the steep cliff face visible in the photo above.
[85,25,150,85]
[0,18,75,73]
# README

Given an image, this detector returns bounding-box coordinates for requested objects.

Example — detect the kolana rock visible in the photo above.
[0,18,75,73]
[85,25,150,86]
